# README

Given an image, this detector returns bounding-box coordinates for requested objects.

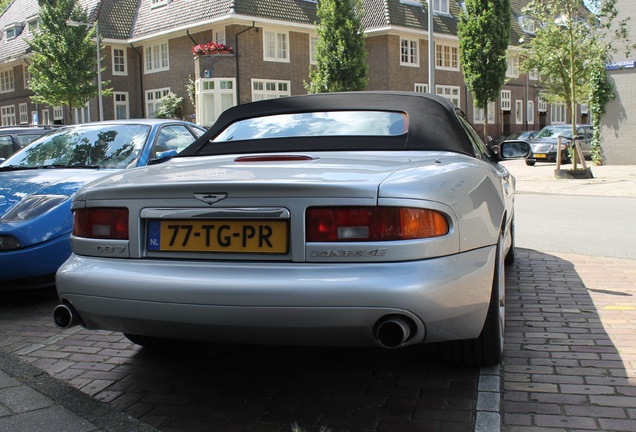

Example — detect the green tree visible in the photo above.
[154,92,184,119]
[27,0,110,124]
[1,0,12,14]
[521,0,631,168]
[305,0,368,93]
[458,0,511,142]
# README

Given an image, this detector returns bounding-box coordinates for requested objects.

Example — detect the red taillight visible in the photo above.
[306,207,448,242]
[73,208,129,239]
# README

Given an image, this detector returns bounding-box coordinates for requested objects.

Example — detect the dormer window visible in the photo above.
[519,16,536,34]
[150,0,168,8]
[26,14,39,31]
[5,23,24,40]
[434,0,450,15]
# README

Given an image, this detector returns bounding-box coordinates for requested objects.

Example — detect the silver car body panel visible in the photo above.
[57,150,514,347]
[57,245,495,345]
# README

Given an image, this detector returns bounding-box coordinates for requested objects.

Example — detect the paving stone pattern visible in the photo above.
[1,246,635,431]
[504,249,636,431]
[0,290,479,432]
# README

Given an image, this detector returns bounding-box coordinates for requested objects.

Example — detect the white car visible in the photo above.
[54,92,529,366]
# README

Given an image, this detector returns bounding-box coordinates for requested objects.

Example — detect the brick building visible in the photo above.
[0,0,587,142]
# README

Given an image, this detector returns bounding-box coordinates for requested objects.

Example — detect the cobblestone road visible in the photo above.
[504,249,636,432]
[2,245,634,431]
[1,289,479,432]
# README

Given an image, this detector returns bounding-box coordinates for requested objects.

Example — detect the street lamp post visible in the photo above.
[519,38,529,131]
[427,0,435,95]
[66,20,103,121]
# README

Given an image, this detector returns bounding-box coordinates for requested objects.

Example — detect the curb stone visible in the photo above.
[0,350,158,432]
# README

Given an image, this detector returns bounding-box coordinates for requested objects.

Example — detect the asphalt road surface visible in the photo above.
[514,193,636,260]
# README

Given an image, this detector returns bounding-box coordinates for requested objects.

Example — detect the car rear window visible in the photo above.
[213,111,408,142]
[16,134,44,147]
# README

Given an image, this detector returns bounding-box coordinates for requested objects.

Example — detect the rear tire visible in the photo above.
[445,234,505,367]
[504,219,515,265]
[525,159,535,166]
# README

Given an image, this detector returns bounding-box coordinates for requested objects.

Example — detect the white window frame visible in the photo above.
[150,0,168,8]
[145,87,171,118]
[529,68,539,81]
[23,65,31,89]
[414,83,428,93]
[435,43,459,71]
[251,79,291,101]
[215,30,226,45]
[19,103,28,124]
[5,25,21,40]
[400,38,419,67]
[1,105,16,126]
[515,100,524,124]
[1,69,15,93]
[198,78,236,126]
[263,29,289,63]
[433,0,450,14]
[527,100,535,124]
[112,47,128,76]
[520,16,536,34]
[41,109,51,125]
[144,41,170,74]
[436,85,460,107]
[73,103,90,124]
[473,107,485,124]
[114,92,130,120]
[473,101,496,125]
[309,34,318,65]
[53,106,64,121]
[27,17,39,32]
[501,90,511,111]
[551,102,567,124]
[538,96,547,112]
[506,53,520,78]
[580,102,589,115]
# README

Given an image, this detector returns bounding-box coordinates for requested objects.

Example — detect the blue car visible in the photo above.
[0,119,206,289]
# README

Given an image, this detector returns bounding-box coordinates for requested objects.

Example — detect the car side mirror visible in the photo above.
[497,140,531,160]
[149,149,178,165]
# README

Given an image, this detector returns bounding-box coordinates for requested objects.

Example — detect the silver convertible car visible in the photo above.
[54,92,529,366]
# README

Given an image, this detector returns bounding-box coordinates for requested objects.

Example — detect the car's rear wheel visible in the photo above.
[445,234,505,367]
[525,159,535,166]
[504,218,515,265]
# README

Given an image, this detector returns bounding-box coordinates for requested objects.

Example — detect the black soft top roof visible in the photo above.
[180,91,475,157]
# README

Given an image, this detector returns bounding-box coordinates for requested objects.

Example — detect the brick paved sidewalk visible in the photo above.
[503,249,636,431]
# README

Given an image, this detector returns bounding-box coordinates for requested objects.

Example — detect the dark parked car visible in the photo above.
[503,130,539,142]
[0,125,56,161]
[489,130,538,155]
[55,92,530,366]
[526,124,593,166]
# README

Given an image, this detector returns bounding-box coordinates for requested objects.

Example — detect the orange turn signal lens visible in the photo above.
[306,207,448,242]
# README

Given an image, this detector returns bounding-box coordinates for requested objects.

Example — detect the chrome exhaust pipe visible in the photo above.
[53,304,83,329]
[375,316,413,349]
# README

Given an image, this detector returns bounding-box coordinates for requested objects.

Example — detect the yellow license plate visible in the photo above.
[147,220,288,253]
[534,153,547,159]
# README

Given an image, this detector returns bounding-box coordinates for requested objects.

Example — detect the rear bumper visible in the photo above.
[56,246,496,347]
